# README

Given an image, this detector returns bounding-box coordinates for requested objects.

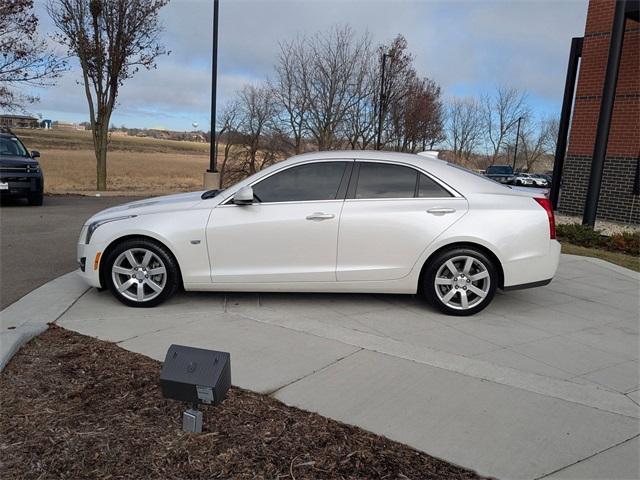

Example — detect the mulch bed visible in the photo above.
[0,326,488,479]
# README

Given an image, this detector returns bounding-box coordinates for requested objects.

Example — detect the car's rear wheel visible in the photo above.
[104,239,179,307]
[423,247,498,316]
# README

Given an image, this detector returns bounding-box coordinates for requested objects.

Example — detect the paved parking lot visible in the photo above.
[0,195,138,308]
[55,254,640,479]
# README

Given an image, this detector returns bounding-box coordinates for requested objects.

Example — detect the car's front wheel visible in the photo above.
[104,239,179,307]
[423,247,498,316]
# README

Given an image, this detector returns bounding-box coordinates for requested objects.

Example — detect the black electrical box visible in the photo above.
[160,344,231,406]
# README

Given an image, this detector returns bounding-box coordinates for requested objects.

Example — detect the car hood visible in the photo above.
[87,191,207,223]
[0,155,39,167]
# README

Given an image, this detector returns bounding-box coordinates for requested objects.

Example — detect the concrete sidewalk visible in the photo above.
[3,254,639,479]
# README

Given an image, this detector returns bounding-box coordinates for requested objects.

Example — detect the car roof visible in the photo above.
[283,150,451,172]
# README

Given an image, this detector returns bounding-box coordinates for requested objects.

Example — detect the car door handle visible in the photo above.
[306,212,335,221]
[427,207,456,215]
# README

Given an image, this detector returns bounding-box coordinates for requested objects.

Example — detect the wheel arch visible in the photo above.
[99,234,183,289]
[417,241,505,293]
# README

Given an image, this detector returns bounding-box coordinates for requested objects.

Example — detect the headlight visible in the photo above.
[85,215,137,244]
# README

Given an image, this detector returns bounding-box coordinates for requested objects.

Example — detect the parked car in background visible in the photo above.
[512,173,536,187]
[0,129,43,205]
[77,151,560,316]
[484,165,515,184]
[530,173,552,187]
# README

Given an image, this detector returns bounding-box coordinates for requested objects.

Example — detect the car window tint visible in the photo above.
[253,162,347,203]
[418,174,452,198]
[0,137,27,156]
[355,163,417,199]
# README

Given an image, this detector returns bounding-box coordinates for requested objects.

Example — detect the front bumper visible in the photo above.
[0,172,43,197]
[77,239,106,288]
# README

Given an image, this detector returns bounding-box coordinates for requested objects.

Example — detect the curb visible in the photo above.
[0,272,88,371]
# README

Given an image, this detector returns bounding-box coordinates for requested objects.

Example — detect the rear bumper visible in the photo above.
[502,278,553,291]
[501,240,561,289]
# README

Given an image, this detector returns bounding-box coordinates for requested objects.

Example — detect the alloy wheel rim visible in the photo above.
[111,248,167,302]
[434,255,490,310]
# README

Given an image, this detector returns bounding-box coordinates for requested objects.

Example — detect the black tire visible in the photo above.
[422,247,498,316]
[28,193,43,206]
[104,238,180,308]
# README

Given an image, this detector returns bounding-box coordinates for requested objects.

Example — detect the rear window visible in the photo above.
[486,166,512,175]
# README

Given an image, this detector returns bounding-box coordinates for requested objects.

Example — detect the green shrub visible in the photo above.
[556,223,605,248]
[557,222,640,255]
[609,231,640,256]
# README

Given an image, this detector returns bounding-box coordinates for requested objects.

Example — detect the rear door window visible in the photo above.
[355,163,417,199]
[354,162,451,199]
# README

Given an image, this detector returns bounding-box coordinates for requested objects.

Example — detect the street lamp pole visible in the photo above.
[512,116,522,171]
[376,53,389,151]
[208,0,219,174]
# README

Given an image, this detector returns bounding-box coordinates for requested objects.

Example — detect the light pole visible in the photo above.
[376,52,390,151]
[204,0,220,189]
[512,116,522,171]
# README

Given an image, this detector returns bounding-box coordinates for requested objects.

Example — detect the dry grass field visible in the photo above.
[14,128,214,195]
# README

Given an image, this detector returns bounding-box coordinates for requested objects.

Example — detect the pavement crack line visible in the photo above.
[52,287,91,325]
[534,433,640,480]
[114,315,208,345]
[266,348,364,397]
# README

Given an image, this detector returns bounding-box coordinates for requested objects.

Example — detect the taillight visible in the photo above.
[534,197,556,239]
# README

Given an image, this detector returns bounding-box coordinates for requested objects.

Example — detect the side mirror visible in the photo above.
[31,150,40,158]
[232,186,254,205]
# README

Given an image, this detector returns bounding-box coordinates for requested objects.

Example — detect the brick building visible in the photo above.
[558,0,639,224]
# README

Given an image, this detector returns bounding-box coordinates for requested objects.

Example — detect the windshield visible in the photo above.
[0,136,29,157]
[486,166,512,174]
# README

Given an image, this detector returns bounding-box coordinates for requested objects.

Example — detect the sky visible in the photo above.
[28,0,589,131]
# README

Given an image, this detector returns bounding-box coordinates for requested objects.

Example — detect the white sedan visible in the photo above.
[77,151,560,316]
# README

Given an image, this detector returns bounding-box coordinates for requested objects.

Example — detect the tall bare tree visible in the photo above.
[512,116,559,172]
[302,25,371,150]
[378,35,417,149]
[483,86,529,164]
[48,0,169,190]
[272,36,309,154]
[216,100,241,187]
[236,84,278,175]
[0,0,66,111]
[447,97,482,162]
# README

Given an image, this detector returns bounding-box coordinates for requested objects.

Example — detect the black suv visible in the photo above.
[484,165,515,184]
[0,129,44,205]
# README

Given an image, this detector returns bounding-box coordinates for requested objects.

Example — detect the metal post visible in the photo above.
[583,0,627,226]
[208,0,219,173]
[512,117,522,171]
[550,37,583,209]
[376,53,389,151]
